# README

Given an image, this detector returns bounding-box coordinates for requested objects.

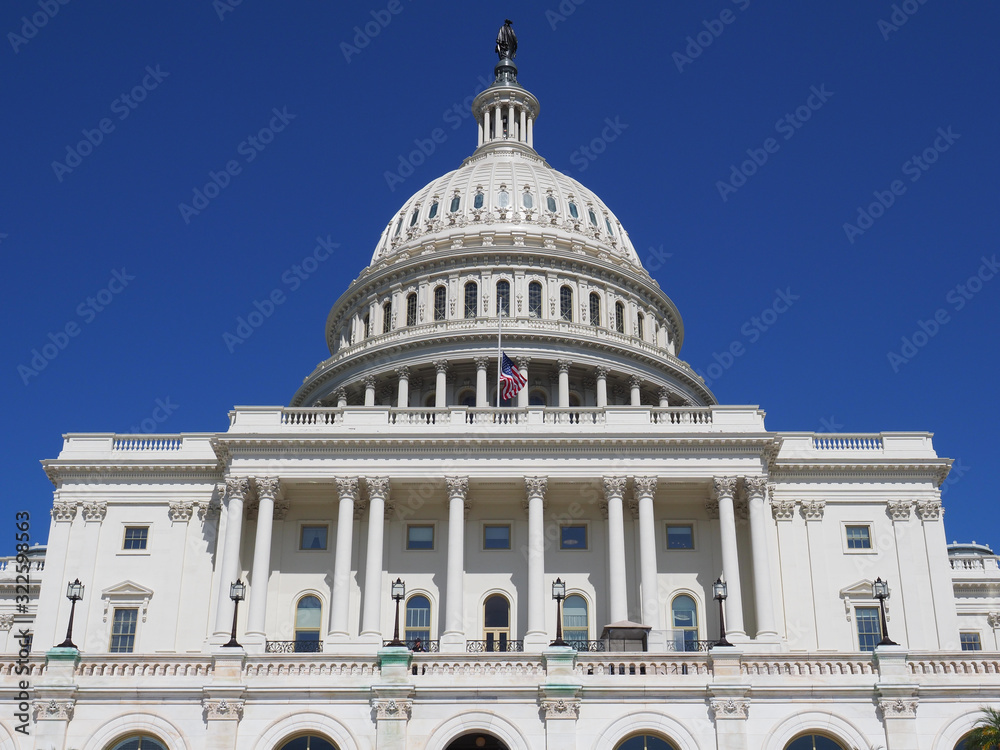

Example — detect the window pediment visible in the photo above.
[102,580,153,623]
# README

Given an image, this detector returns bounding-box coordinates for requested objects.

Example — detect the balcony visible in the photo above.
[466,639,524,653]
[265,640,323,653]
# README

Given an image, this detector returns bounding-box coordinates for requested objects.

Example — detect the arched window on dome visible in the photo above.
[406,293,417,327]
[588,208,598,226]
[589,292,601,327]
[393,217,402,237]
[498,189,509,208]
[496,280,510,317]
[522,190,534,209]
[637,313,645,340]
[108,736,168,750]
[382,301,392,333]
[464,281,478,319]
[615,302,625,334]
[450,194,461,213]
[363,314,370,340]
[559,285,573,321]
[294,595,322,652]
[546,194,557,213]
[428,201,439,219]
[785,734,848,750]
[474,191,484,210]
[409,208,419,227]
[670,594,698,651]
[528,281,543,318]
[434,286,447,321]
[605,217,615,236]
[568,201,579,219]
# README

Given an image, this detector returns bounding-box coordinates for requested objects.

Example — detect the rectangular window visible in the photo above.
[110,608,138,653]
[560,524,587,550]
[845,525,872,550]
[123,526,148,550]
[666,524,694,550]
[407,524,434,550]
[961,632,983,651]
[484,524,511,550]
[300,525,328,551]
[856,606,882,652]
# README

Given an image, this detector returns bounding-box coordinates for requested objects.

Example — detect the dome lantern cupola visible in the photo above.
[471,20,539,154]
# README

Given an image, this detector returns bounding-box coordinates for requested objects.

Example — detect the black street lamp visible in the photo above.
[223,580,246,648]
[711,577,732,648]
[872,577,898,646]
[550,577,568,647]
[388,578,406,647]
[56,579,84,649]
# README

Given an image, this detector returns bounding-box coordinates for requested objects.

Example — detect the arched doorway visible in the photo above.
[785,734,847,750]
[108,737,167,750]
[483,594,511,651]
[278,735,338,750]
[614,735,678,750]
[445,733,509,750]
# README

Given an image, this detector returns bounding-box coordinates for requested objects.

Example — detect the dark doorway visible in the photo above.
[445,734,508,750]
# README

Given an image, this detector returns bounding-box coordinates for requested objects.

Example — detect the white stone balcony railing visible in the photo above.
[950,556,1000,572]
[777,432,939,459]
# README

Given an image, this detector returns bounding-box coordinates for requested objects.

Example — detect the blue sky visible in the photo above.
[2,2,997,549]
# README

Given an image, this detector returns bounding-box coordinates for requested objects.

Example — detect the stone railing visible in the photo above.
[950,556,1000,572]
[410,653,544,680]
[812,435,884,451]
[740,654,877,677]
[777,432,938,460]
[112,435,183,451]
[907,654,1000,676]
[243,655,379,679]
[575,654,712,677]
[75,655,214,678]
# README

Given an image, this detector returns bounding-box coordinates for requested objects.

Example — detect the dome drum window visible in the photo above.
[406,293,417,327]
[559,285,573,322]
[496,280,510,316]
[434,286,447,321]
[528,281,543,318]
[589,292,601,327]
[409,208,420,227]
[464,281,478,319]
[474,190,485,210]
[498,188,509,208]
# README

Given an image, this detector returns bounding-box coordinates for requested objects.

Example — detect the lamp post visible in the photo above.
[56,579,84,649]
[872,577,898,646]
[223,580,246,648]
[388,578,406,647]
[711,577,732,648]
[550,577,568,647]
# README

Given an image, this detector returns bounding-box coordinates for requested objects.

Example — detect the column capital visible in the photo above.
[474,357,490,370]
[594,366,608,378]
[878,697,918,718]
[51,500,77,522]
[33,698,75,721]
[336,477,360,501]
[633,476,657,498]
[169,501,195,523]
[371,697,412,720]
[800,499,826,521]
[516,355,531,369]
[708,697,749,720]
[887,500,912,521]
[273,498,290,520]
[658,386,671,402]
[202,698,245,721]
[629,375,642,389]
[743,476,768,498]
[363,374,377,388]
[525,476,548,499]
[557,359,572,373]
[603,476,627,498]
[712,476,738,499]
[705,499,720,519]
[915,499,943,520]
[225,477,252,501]
[254,476,282,501]
[540,698,581,719]
[81,501,107,523]
[366,477,391,501]
[395,365,410,380]
[433,360,449,374]
[771,499,796,521]
[446,476,469,499]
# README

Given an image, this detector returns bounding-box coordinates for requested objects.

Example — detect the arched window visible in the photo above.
[294,595,322,651]
[409,208,419,227]
[615,302,625,333]
[522,191,534,209]
[614,735,678,750]
[464,281,478,319]
[109,736,168,750]
[278,736,339,750]
[637,313,645,340]
[528,281,542,318]
[483,594,511,651]
[450,194,461,213]
[546,194,557,212]
[434,286,447,321]
[393,217,402,237]
[563,594,588,647]
[382,301,392,333]
[363,314,370,340]
[498,190,509,208]
[406,293,417,327]
[588,208,598,226]
[496,280,510,316]
[785,735,847,750]
[528,389,547,406]
[568,201,579,219]
[405,595,431,648]
[671,594,698,651]
[457,389,476,407]
[474,191,484,209]
[589,292,601,327]
[559,285,573,321]
[605,217,615,236]
[428,201,439,219]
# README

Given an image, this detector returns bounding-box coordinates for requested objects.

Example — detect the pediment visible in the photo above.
[102,580,154,598]
[839,580,874,599]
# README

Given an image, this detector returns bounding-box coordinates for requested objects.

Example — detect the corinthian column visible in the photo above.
[745,476,778,640]
[434,361,448,407]
[524,477,547,649]
[214,477,250,638]
[396,366,410,408]
[475,357,489,407]
[604,477,629,623]
[328,478,359,641]
[595,367,608,408]
[245,477,281,647]
[441,477,469,651]
[361,477,390,641]
[634,477,661,634]
[714,477,745,638]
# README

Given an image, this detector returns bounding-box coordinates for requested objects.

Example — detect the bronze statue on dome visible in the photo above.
[496,19,517,61]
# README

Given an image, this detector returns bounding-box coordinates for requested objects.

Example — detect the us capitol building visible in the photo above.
[3,21,999,750]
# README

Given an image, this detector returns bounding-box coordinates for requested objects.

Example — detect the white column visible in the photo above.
[745,477,778,640]
[475,357,489,407]
[629,375,641,406]
[507,102,515,138]
[658,387,670,408]
[483,108,491,142]
[494,104,502,139]
[517,357,530,407]
[595,366,608,408]
[214,478,250,637]
[396,366,409,408]
[557,360,571,408]
[477,117,483,147]
[246,477,281,646]
[520,108,527,144]
[441,477,469,651]
[714,477,746,638]
[604,477,629,623]
[634,477,660,631]
[364,375,376,406]
[434,361,448,407]
[527,115,534,147]
[524,477,547,649]
[361,477,390,641]
[328,478,359,641]
[335,388,348,408]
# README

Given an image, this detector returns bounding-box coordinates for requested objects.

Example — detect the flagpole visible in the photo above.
[496,307,503,408]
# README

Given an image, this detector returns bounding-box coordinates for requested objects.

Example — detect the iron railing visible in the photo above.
[265,640,323,653]
[566,639,607,652]
[666,639,719,652]
[466,639,524,653]
[383,639,440,652]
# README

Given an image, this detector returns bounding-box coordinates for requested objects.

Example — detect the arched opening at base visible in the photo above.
[445,733,509,750]
[615,735,678,750]
[278,736,338,750]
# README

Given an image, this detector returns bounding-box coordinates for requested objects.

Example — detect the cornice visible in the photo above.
[770,460,951,486]
[43,463,223,487]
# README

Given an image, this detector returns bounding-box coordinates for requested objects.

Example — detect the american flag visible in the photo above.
[499,352,527,401]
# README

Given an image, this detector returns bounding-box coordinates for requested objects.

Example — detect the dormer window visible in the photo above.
[428,201,439,219]
[588,209,598,226]
[474,191,484,209]
[546,195,557,212]
[393,218,402,237]
[522,190,534,209]
[409,208,419,227]
[498,190,509,208]
[450,194,461,212]
[605,217,614,236]
[568,202,579,219]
